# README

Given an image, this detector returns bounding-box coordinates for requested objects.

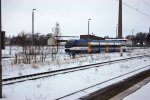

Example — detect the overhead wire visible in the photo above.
[142,0,150,7]
[116,0,150,18]
[137,0,140,10]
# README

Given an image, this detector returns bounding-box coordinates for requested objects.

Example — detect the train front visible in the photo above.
[65,40,76,53]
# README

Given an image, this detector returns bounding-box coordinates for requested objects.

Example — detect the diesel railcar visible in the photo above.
[65,39,126,54]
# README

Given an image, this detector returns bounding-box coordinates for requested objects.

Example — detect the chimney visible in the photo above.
[118,0,122,39]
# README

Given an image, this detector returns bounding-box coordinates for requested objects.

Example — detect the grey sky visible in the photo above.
[2,0,150,38]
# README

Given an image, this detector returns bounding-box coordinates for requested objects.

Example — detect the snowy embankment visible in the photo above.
[2,46,150,79]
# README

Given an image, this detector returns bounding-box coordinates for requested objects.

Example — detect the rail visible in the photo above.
[3,55,150,85]
[56,65,150,100]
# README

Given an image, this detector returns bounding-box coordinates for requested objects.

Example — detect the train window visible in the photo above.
[77,42,88,47]
[120,41,126,46]
[65,40,75,47]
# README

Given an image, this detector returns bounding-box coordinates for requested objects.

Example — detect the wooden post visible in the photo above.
[88,42,92,53]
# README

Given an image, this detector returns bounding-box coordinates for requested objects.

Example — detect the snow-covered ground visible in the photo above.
[1,46,150,100]
[124,81,150,100]
[2,46,150,79]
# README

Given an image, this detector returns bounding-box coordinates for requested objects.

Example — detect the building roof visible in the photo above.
[80,35,104,40]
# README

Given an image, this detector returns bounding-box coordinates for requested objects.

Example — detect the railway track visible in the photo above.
[80,67,150,100]
[3,55,150,85]
[56,65,150,100]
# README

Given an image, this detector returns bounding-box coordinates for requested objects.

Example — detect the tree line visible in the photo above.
[6,27,150,46]
[6,22,61,46]
[7,31,52,46]
[6,22,62,64]
[126,32,150,45]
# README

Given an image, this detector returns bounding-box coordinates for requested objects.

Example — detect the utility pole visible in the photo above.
[118,0,122,39]
[88,19,91,39]
[116,24,118,39]
[0,0,2,98]
[32,9,36,46]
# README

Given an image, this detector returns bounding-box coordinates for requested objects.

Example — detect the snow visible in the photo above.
[2,46,150,79]
[124,82,150,100]
[2,55,150,100]
[1,46,150,100]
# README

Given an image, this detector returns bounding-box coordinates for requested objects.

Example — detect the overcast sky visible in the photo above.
[2,0,150,38]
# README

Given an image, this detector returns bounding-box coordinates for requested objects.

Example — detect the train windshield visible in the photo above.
[65,40,75,48]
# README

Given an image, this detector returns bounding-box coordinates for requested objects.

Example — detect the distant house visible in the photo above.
[126,39,132,45]
[47,38,56,46]
[5,38,10,45]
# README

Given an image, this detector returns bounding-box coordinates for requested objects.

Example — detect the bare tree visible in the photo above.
[145,33,150,45]
[136,32,147,45]
[52,22,61,53]
[14,31,48,64]
[16,31,32,52]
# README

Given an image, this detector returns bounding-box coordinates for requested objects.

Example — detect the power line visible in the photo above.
[137,0,140,10]
[116,0,150,18]
[123,2,150,17]
[142,0,150,7]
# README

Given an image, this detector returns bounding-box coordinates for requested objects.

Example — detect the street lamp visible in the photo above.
[116,24,118,39]
[88,19,91,37]
[32,9,36,46]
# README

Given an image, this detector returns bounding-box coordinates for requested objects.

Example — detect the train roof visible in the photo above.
[105,39,129,41]
[67,39,120,42]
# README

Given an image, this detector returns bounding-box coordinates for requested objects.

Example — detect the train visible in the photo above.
[65,39,126,54]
